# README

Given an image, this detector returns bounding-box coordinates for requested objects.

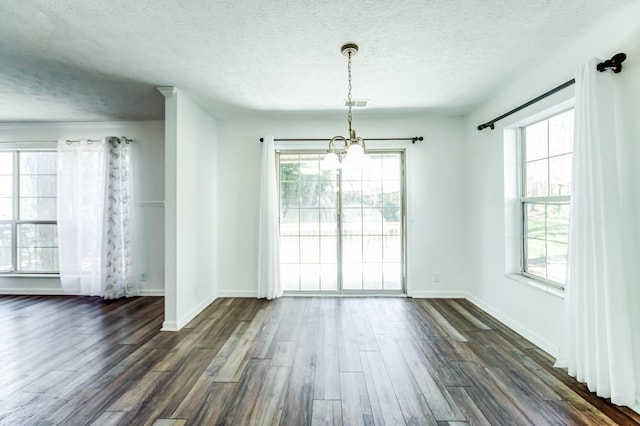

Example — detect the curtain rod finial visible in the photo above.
[477,123,495,131]
[260,137,264,143]
[597,52,627,73]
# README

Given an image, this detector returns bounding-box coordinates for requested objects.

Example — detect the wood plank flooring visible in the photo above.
[0,295,638,425]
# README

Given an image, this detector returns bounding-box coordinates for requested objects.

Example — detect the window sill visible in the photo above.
[506,273,564,299]
[0,274,60,278]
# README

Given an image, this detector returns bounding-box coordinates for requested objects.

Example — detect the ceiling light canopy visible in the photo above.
[322,43,368,170]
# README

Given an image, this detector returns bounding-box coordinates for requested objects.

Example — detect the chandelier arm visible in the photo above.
[329,135,347,151]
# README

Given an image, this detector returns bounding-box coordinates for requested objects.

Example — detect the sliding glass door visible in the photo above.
[278,151,405,293]
[279,153,339,291]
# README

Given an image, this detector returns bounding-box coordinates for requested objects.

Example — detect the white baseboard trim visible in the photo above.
[465,293,558,357]
[409,290,468,298]
[0,288,70,295]
[217,289,258,298]
[0,288,164,297]
[161,320,179,331]
[140,289,164,296]
[170,294,217,331]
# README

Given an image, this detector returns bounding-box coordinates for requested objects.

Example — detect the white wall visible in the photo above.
[217,115,468,298]
[160,88,218,331]
[0,121,165,295]
[463,2,640,356]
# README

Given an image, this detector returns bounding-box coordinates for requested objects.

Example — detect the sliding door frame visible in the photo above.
[276,149,407,295]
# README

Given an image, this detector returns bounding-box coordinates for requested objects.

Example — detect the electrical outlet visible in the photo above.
[433,272,441,283]
[140,271,148,281]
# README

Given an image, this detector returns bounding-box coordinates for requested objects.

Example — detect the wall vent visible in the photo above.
[345,99,368,107]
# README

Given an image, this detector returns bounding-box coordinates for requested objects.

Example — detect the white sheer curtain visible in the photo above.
[57,139,106,296]
[555,58,638,408]
[257,135,282,299]
[102,137,139,299]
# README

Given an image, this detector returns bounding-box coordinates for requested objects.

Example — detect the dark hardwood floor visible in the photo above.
[0,295,638,425]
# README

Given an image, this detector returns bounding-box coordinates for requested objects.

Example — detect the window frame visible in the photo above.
[0,147,59,275]
[518,108,574,289]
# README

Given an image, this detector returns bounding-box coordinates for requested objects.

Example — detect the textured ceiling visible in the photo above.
[0,0,633,122]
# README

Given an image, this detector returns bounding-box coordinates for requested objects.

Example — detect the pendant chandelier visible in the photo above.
[322,43,367,170]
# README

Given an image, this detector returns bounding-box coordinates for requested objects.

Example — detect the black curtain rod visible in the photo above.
[476,80,575,131]
[259,136,423,144]
[477,52,627,131]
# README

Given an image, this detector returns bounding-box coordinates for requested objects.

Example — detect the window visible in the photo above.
[0,150,59,273]
[520,109,573,287]
[278,151,405,293]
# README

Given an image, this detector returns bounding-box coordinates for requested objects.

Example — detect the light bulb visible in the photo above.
[345,142,364,160]
[322,152,342,170]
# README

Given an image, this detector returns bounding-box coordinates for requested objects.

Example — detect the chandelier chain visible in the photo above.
[347,51,353,137]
